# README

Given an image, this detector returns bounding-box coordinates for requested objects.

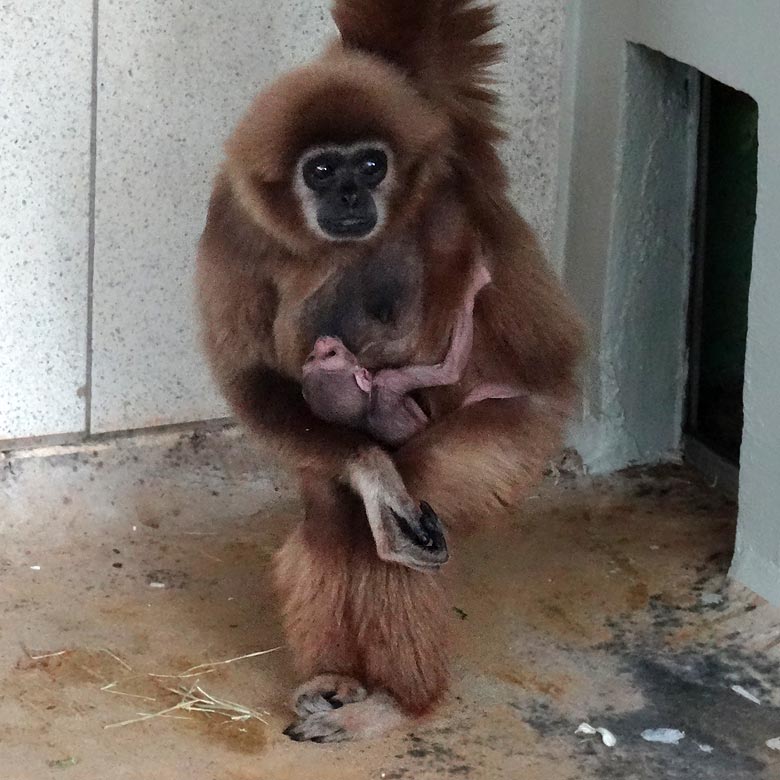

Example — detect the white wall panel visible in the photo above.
[0,1,93,440]
[498,0,567,249]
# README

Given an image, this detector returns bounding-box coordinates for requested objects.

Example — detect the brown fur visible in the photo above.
[196,0,584,736]
[275,476,450,715]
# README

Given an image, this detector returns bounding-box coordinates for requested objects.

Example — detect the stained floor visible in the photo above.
[2,465,780,779]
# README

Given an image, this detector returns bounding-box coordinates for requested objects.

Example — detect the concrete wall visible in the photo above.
[567,38,700,471]
[0,1,93,440]
[562,0,780,603]
[1,0,568,443]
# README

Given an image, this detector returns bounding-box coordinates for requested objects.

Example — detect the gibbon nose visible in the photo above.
[313,336,342,359]
[339,187,359,208]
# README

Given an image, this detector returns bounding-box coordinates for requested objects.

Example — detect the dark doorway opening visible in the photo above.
[685,76,758,488]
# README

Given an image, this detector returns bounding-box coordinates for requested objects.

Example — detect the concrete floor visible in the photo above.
[2,464,780,779]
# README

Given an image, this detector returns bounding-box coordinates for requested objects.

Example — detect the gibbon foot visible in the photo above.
[379,499,448,572]
[291,674,367,718]
[284,689,405,743]
[348,449,449,572]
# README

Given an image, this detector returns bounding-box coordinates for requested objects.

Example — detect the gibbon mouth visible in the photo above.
[320,216,376,238]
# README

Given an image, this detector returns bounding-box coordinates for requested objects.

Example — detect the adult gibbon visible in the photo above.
[196,0,583,742]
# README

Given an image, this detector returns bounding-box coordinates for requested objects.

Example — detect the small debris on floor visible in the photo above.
[698,744,715,753]
[575,722,617,747]
[46,757,78,770]
[24,648,69,661]
[700,592,724,605]
[641,728,686,745]
[731,685,761,705]
[100,646,281,729]
[104,683,270,730]
[146,647,281,679]
[766,737,780,751]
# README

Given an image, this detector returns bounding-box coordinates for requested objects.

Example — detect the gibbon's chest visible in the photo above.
[277,238,426,376]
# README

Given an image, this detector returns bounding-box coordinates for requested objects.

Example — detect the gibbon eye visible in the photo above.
[313,163,334,180]
[356,149,387,183]
[302,153,342,189]
[361,159,378,175]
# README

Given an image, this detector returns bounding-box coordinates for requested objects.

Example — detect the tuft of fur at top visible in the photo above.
[332,0,507,190]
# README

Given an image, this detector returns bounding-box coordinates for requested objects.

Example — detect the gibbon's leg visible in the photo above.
[349,543,451,717]
[396,394,572,533]
[276,474,451,742]
[273,477,362,683]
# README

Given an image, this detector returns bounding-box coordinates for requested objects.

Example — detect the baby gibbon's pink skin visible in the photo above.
[302,336,374,428]
[302,264,502,448]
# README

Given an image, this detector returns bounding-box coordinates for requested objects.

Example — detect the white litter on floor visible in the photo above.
[698,743,714,753]
[766,737,780,751]
[575,722,617,747]
[731,685,761,705]
[641,728,685,745]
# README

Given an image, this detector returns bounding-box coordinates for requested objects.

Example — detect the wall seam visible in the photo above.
[552,0,582,279]
[84,0,100,434]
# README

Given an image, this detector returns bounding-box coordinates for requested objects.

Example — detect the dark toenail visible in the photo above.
[323,691,343,709]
